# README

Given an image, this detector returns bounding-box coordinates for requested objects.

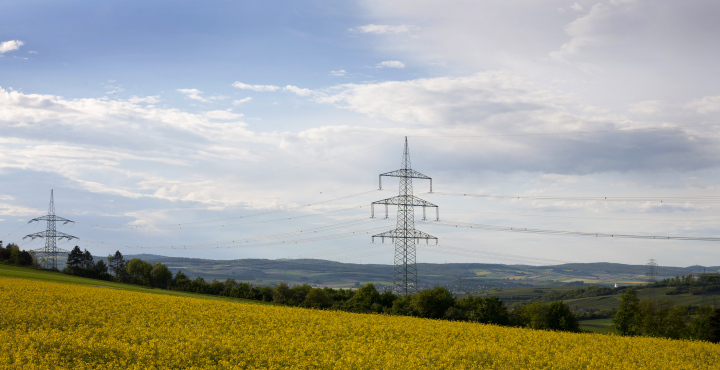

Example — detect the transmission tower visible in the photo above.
[23,190,78,269]
[645,259,659,285]
[371,137,438,295]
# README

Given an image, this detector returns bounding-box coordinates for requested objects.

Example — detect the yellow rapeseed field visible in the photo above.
[1,277,719,369]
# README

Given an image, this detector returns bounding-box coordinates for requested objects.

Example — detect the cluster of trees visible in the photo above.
[63,246,111,280]
[167,277,580,332]
[539,285,625,302]
[0,241,34,266]
[59,250,581,332]
[653,274,720,295]
[613,289,720,342]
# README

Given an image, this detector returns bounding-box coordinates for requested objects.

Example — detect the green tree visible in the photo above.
[345,284,381,313]
[173,270,192,291]
[92,259,112,280]
[688,306,714,341]
[67,246,83,267]
[545,301,579,332]
[639,299,687,339]
[458,296,509,325]
[126,258,153,285]
[273,282,292,304]
[0,240,8,262]
[81,249,94,269]
[303,288,333,309]
[107,251,126,278]
[613,289,641,336]
[709,308,720,343]
[150,262,173,289]
[411,287,455,319]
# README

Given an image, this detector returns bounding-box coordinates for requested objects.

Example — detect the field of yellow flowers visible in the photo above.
[1,277,719,369]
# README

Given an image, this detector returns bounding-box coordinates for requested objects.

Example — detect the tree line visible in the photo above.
[58,248,580,333]
[0,241,35,267]
[613,289,720,342]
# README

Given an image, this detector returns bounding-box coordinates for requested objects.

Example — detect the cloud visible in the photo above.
[177,88,208,102]
[310,72,720,174]
[684,96,720,114]
[0,40,23,54]
[376,61,405,69]
[232,82,280,92]
[28,51,38,54]
[233,97,252,105]
[127,95,161,104]
[330,70,347,77]
[352,24,418,34]
[283,85,315,97]
[203,110,243,120]
[628,100,661,115]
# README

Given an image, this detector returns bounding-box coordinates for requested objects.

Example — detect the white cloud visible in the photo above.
[283,85,315,97]
[376,61,405,69]
[127,95,161,104]
[330,70,347,77]
[177,88,208,102]
[0,40,23,54]
[628,100,661,115]
[28,51,38,54]
[571,2,583,12]
[233,97,252,105]
[203,110,243,120]
[352,24,418,34]
[232,81,280,92]
[684,96,720,114]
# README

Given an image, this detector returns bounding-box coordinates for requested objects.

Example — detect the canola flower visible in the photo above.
[1,277,719,369]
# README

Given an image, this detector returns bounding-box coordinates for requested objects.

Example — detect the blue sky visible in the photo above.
[2,0,720,268]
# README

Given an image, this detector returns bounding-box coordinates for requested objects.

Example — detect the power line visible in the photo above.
[73,189,383,229]
[439,207,720,223]
[80,220,393,250]
[419,219,720,242]
[432,191,720,204]
[418,244,573,265]
[76,204,371,231]
[409,122,720,138]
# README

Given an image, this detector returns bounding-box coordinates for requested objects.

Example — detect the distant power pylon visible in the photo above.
[645,259,659,284]
[371,137,438,295]
[24,190,78,269]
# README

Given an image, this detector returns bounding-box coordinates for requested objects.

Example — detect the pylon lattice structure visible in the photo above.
[645,259,658,284]
[24,190,78,269]
[645,259,659,285]
[371,137,438,295]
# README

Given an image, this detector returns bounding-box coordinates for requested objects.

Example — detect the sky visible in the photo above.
[2,0,720,268]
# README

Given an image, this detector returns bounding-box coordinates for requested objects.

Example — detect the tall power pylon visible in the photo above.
[645,259,659,284]
[371,137,438,295]
[24,190,78,269]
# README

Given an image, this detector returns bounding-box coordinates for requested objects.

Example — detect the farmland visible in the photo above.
[1,275,719,369]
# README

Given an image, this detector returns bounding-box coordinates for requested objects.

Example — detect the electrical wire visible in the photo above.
[439,207,720,223]
[431,191,720,204]
[80,220,393,250]
[418,219,720,242]
[73,189,383,229]
[409,122,720,138]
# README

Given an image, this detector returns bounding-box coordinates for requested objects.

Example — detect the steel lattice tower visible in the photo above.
[371,137,438,295]
[24,190,78,269]
[645,259,659,284]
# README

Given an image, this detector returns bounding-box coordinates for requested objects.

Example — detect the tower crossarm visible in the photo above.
[379,169,432,192]
[28,215,75,225]
[371,195,439,220]
[31,246,70,254]
[23,231,79,241]
[372,229,438,244]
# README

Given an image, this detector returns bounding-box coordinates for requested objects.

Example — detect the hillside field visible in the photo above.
[1,272,719,369]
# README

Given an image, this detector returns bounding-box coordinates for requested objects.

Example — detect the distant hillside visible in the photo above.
[108,254,718,291]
